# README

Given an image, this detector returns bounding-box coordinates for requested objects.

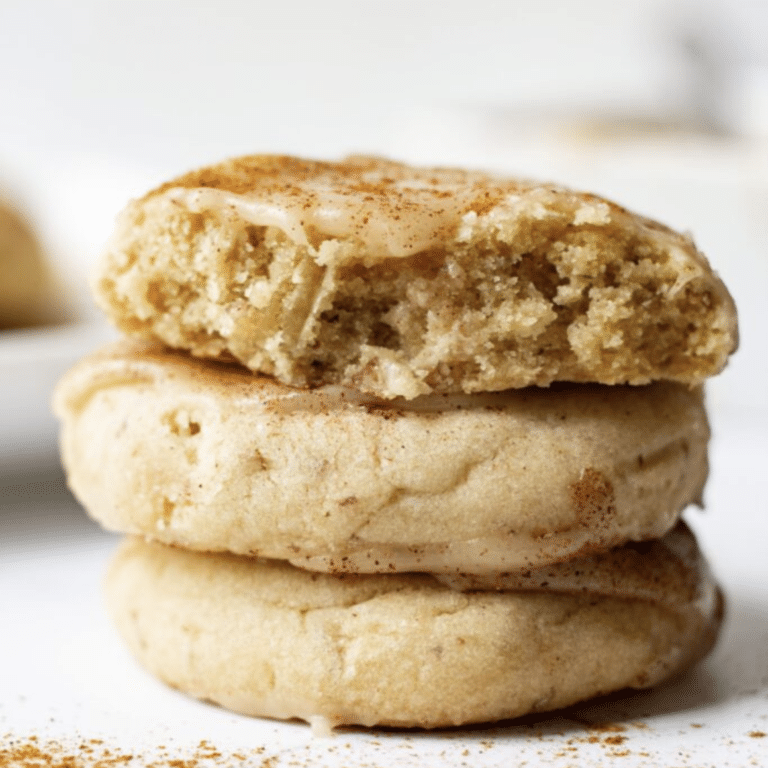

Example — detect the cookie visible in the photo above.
[54,339,710,573]
[105,522,722,729]
[93,155,737,399]
[0,199,55,329]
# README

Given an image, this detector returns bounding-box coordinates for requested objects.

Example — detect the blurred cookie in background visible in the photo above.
[0,197,66,330]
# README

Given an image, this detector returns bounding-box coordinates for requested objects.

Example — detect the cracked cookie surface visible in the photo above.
[93,155,738,399]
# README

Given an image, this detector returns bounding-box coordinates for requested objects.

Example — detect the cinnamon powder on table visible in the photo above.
[0,737,267,768]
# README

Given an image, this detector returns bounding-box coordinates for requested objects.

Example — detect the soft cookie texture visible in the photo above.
[93,155,738,399]
[54,340,710,573]
[105,523,722,729]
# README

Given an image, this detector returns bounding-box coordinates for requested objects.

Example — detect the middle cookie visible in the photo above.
[55,339,709,574]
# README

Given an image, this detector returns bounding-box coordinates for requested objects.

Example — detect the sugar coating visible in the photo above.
[94,155,738,399]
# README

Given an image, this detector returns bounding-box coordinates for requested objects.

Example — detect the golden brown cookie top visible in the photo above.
[145,154,675,259]
[149,154,522,210]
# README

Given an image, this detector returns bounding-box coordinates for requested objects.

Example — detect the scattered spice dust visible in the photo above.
[561,721,635,757]
[0,737,277,768]
[583,722,627,733]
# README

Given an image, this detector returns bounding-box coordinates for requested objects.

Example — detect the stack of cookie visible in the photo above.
[54,156,738,729]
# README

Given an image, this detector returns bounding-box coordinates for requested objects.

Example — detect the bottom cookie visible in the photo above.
[105,524,722,729]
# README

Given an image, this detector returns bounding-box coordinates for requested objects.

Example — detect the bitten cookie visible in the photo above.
[54,339,710,574]
[105,522,722,729]
[93,155,737,399]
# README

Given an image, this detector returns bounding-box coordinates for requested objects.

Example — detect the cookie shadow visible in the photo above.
[357,585,768,741]
[562,585,768,725]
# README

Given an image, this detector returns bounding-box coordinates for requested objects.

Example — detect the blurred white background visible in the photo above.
[2,0,768,164]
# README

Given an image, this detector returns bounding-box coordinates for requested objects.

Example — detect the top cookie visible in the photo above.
[94,155,738,399]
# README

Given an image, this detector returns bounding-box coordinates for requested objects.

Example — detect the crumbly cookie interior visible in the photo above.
[95,157,737,399]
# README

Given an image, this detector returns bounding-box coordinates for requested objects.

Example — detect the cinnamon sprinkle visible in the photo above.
[0,737,271,768]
